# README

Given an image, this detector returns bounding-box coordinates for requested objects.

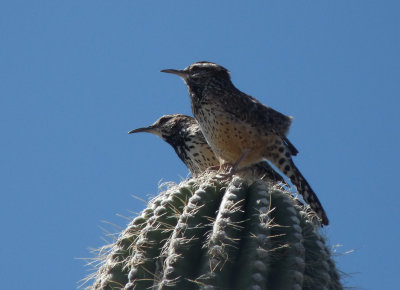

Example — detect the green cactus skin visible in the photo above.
[196,178,248,289]
[299,211,342,290]
[226,181,273,290]
[125,184,197,290]
[267,190,306,289]
[87,175,342,290]
[90,209,151,289]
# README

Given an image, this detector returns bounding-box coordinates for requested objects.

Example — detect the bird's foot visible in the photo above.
[205,165,220,172]
[214,163,236,180]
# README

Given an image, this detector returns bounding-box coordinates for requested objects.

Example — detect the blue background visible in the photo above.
[1,1,399,289]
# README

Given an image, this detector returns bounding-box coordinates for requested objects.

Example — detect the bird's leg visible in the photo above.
[230,149,251,174]
[216,150,251,179]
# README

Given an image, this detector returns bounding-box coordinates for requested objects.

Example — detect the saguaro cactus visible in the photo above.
[86,175,342,290]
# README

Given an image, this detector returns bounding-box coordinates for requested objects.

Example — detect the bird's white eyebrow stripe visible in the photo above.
[188,62,219,69]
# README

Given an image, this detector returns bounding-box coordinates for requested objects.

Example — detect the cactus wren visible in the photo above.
[129,114,286,184]
[161,62,329,225]
[129,114,218,176]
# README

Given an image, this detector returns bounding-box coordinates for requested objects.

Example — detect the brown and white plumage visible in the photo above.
[129,114,286,185]
[162,62,329,225]
[129,114,217,176]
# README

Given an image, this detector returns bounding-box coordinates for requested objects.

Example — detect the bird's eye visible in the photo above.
[190,66,201,73]
[157,117,171,126]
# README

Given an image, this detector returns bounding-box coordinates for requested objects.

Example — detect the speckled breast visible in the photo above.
[195,105,274,168]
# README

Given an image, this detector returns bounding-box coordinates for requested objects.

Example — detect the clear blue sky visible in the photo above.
[1,1,399,289]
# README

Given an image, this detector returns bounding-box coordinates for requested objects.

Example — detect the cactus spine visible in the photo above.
[86,175,342,290]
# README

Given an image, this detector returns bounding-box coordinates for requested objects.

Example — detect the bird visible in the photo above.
[161,62,329,225]
[128,114,286,184]
[129,114,218,176]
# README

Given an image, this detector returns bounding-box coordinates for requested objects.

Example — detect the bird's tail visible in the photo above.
[288,163,329,225]
[251,162,288,185]
[267,148,329,225]
[282,136,299,156]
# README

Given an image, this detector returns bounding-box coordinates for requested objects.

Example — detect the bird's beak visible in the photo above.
[128,125,156,134]
[161,69,187,78]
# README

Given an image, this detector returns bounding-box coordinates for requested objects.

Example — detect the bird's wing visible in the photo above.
[219,90,299,155]
[222,91,292,132]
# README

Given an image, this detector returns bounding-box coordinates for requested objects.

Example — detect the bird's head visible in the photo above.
[128,114,195,142]
[161,61,231,87]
